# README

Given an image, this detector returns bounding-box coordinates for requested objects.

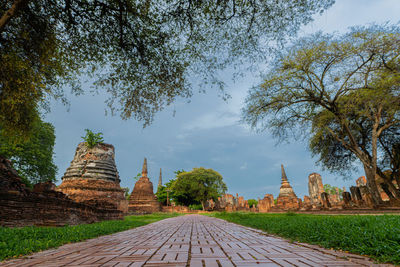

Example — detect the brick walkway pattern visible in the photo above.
[1,215,386,267]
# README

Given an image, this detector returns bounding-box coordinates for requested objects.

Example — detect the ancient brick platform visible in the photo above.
[1,215,388,267]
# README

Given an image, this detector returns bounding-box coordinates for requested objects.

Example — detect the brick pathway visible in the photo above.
[1,215,387,267]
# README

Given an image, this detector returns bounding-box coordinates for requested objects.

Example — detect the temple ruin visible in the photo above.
[58,142,127,212]
[128,158,161,214]
[308,173,324,207]
[275,165,300,210]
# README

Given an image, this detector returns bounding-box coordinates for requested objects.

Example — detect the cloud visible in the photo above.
[240,162,247,170]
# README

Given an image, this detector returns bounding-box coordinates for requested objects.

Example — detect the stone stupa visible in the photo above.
[128,158,161,213]
[275,165,300,210]
[58,142,127,212]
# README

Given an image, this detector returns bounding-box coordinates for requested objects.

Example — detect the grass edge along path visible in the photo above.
[209,212,400,265]
[0,213,181,261]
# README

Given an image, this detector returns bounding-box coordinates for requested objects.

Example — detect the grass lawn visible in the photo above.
[210,212,400,264]
[0,213,180,261]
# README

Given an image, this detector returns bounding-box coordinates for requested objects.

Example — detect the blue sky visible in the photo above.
[45,0,400,200]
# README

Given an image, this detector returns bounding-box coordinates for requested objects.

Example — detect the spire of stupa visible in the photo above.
[142,158,148,177]
[281,164,288,182]
[278,164,297,198]
[158,168,162,187]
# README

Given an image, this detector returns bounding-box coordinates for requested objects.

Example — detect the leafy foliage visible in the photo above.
[323,184,343,199]
[0,213,180,261]
[211,212,400,264]
[0,0,334,137]
[247,199,258,207]
[155,180,175,205]
[133,172,141,181]
[0,119,57,186]
[81,129,104,148]
[172,167,227,209]
[242,24,400,203]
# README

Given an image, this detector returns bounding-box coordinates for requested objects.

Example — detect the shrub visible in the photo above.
[81,129,104,148]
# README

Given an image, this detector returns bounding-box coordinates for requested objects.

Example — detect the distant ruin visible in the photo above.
[275,165,300,210]
[128,158,161,214]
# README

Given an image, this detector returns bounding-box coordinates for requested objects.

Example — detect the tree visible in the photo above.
[155,180,175,206]
[247,199,258,207]
[0,0,334,138]
[323,184,342,198]
[0,118,57,186]
[171,167,227,209]
[310,107,400,199]
[242,25,400,205]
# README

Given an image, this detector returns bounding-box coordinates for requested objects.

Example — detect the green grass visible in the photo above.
[0,213,180,261]
[210,212,400,264]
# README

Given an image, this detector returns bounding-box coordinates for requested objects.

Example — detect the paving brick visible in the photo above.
[0,215,389,267]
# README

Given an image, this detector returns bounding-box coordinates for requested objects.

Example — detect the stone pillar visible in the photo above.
[350,186,363,206]
[321,192,331,209]
[359,186,374,208]
[342,192,352,208]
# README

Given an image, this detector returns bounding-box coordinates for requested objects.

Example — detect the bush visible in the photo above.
[81,129,104,148]
[189,204,203,210]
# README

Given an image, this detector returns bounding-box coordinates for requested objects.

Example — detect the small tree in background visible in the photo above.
[323,184,343,199]
[81,129,104,148]
[247,199,258,207]
[172,167,227,210]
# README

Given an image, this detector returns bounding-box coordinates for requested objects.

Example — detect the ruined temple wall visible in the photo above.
[0,157,122,227]
[0,190,122,227]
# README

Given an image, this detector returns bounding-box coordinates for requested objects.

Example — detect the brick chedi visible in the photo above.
[128,158,161,214]
[276,165,300,210]
[58,142,127,212]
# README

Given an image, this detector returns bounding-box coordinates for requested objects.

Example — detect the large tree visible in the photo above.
[242,25,400,205]
[0,118,58,186]
[0,0,334,139]
[171,167,227,209]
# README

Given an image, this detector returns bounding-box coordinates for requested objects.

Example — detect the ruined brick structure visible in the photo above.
[258,194,274,212]
[58,142,127,212]
[308,173,324,207]
[128,158,161,214]
[320,192,331,209]
[0,156,122,227]
[275,165,300,210]
[302,195,312,210]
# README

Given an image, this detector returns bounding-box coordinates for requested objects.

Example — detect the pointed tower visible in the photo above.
[158,168,162,188]
[142,158,148,177]
[276,164,300,210]
[128,158,161,213]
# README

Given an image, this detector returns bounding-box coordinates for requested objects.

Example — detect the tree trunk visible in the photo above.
[201,201,205,211]
[363,165,383,206]
[0,0,30,33]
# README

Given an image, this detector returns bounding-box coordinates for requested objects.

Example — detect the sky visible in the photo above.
[45,0,400,200]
